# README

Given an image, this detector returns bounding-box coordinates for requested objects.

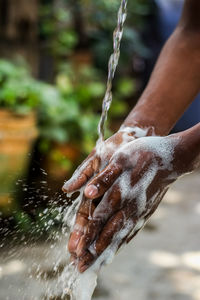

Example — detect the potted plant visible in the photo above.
[0,59,39,214]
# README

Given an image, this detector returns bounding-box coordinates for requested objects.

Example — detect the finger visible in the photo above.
[84,162,122,199]
[76,184,122,257]
[78,250,94,273]
[94,209,134,256]
[63,154,100,193]
[68,198,96,255]
[78,209,132,272]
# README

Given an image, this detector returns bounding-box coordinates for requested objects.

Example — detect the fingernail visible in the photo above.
[85,185,98,198]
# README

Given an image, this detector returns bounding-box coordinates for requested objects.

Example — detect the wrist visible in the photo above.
[174,123,200,173]
[123,104,173,136]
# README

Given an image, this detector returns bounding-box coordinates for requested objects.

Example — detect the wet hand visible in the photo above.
[63,127,149,263]
[63,129,184,272]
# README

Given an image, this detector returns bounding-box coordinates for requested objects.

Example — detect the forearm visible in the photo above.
[123,24,200,135]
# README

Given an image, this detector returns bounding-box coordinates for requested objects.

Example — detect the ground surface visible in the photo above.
[0,171,200,300]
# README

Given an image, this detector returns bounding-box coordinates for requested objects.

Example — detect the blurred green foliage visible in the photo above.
[40,3,78,58]
[40,0,151,70]
[0,59,99,154]
[39,61,131,155]
[0,59,131,158]
[0,60,40,115]
[38,63,104,154]
[79,0,151,66]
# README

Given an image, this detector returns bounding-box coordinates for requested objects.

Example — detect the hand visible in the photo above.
[63,126,151,256]
[63,129,184,272]
[63,126,151,194]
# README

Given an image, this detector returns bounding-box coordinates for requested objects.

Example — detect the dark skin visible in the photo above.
[63,0,200,272]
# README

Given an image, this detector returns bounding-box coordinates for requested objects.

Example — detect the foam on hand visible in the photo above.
[119,125,151,138]
[114,135,179,214]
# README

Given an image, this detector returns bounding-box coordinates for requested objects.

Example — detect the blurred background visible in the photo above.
[0,0,153,230]
[0,0,199,299]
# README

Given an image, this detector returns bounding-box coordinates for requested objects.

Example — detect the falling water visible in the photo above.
[97,0,128,143]
[56,1,129,299]
[57,1,129,299]
[49,1,129,299]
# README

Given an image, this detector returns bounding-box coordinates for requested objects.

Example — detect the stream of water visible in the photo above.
[51,1,129,299]
[61,0,129,300]
[97,0,128,143]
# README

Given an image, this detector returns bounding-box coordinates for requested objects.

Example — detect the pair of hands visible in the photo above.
[63,126,186,273]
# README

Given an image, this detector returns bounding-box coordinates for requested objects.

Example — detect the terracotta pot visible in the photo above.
[0,110,38,213]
